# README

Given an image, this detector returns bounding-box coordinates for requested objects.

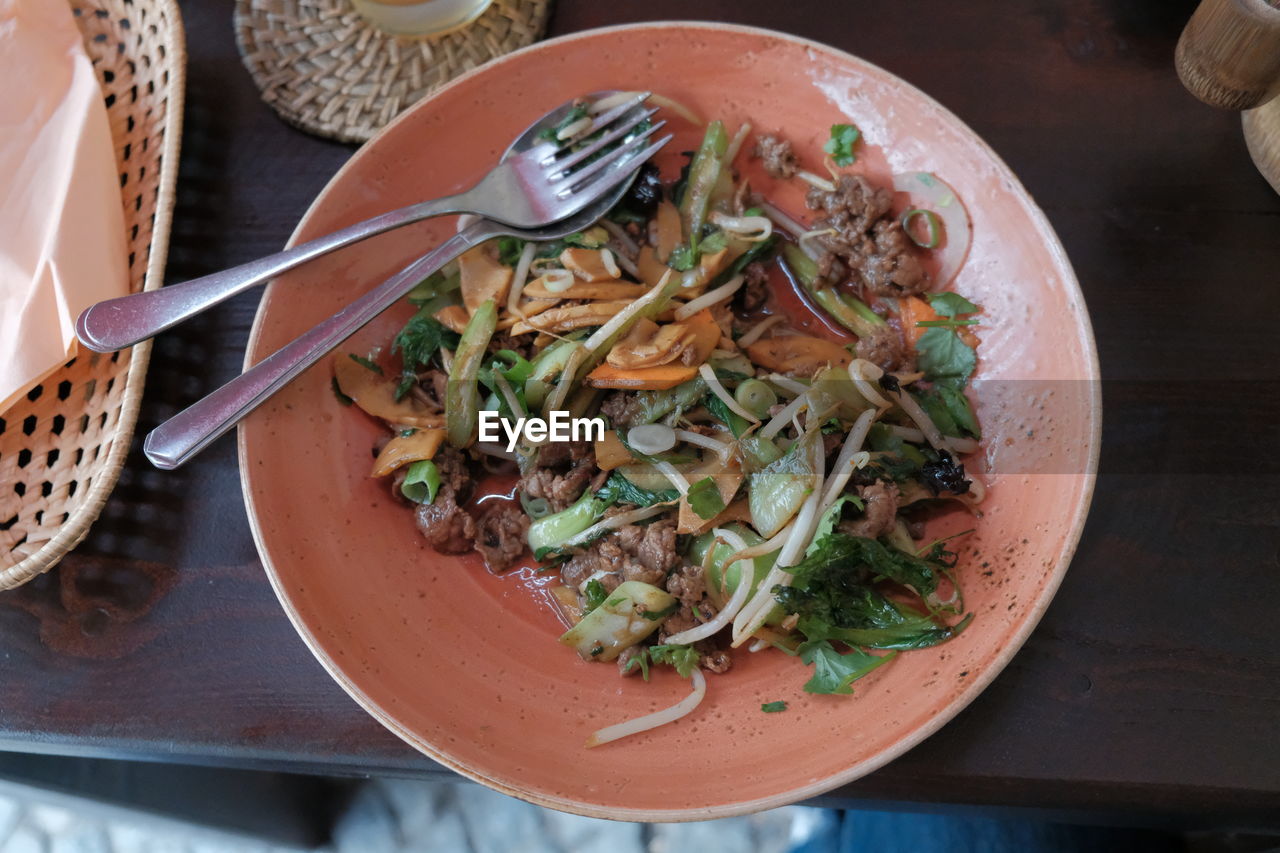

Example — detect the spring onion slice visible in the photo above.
[586,670,707,748]
[664,528,755,645]
[892,172,971,289]
[901,208,942,249]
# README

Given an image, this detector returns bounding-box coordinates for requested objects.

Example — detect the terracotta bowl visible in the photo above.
[239,22,1100,820]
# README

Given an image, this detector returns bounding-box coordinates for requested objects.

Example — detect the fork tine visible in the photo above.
[556,134,673,202]
[541,91,651,159]
[553,126,668,198]
[547,107,660,175]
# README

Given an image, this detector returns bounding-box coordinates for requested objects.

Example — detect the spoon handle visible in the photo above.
[75,193,474,353]
[142,221,497,470]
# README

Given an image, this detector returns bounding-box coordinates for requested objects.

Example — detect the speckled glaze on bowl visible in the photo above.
[238,22,1100,821]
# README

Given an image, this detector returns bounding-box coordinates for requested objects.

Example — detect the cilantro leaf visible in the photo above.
[595,472,679,507]
[649,644,700,678]
[761,701,788,713]
[936,384,980,439]
[393,310,459,370]
[497,237,527,266]
[700,230,728,254]
[798,639,893,694]
[927,292,979,318]
[916,327,976,388]
[823,123,861,167]
[668,245,697,271]
[687,476,727,520]
[583,579,608,614]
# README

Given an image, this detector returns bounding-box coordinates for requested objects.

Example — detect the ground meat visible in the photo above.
[472,501,530,572]
[854,326,916,373]
[838,480,900,540]
[665,562,708,609]
[753,134,798,180]
[656,564,735,674]
[521,441,596,512]
[488,331,533,361]
[617,518,680,575]
[415,489,475,554]
[599,392,639,428]
[806,175,929,298]
[822,430,844,460]
[560,518,681,594]
[737,261,770,313]
[413,446,476,553]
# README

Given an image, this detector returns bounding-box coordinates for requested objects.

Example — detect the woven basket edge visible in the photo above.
[0,0,188,591]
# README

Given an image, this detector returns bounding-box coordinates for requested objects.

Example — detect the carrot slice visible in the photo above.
[584,362,699,391]
[899,296,939,347]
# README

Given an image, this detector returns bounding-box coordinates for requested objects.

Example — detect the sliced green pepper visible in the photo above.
[680,120,729,254]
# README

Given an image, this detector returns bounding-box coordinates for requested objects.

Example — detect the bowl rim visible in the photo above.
[238,19,1103,822]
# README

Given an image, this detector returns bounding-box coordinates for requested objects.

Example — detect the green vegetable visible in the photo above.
[392,308,460,400]
[704,391,750,438]
[901,209,942,249]
[406,268,461,304]
[823,123,861,167]
[649,643,700,678]
[400,460,441,505]
[559,581,677,662]
[680,120,729,254]
[734,378,778,419]
[807,365,877,422]
[619,377,708,427]
[348,353,381,374]
[538,103,588,142]
[621,643,701,681]
[528,491,608,559]
[748,435,817,538]
[445,299,498,447]
[738,435,784,472]
[667,245,697,271]
[761,701,788,713]
[564,228,608,249]
[331,377,353,406]
[809,493,865,549]
[916,327,976,388]
[496,237,527,266]
[798,639,893,695]
[775,533,972,650]
[699,229,728,255]
[686,476,726,520]
[936,385,979,439]
[782,244,884,338]
[688,524,782,625]
[583,579,608,614]
[927,292,980,318]
[595,471,679,507]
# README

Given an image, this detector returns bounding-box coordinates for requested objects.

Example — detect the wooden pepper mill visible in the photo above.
[1176,0,1280,193]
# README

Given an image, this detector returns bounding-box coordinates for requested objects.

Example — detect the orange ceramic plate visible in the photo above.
[239,22,1100,820]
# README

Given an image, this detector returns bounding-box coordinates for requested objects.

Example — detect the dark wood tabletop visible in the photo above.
[4,0,1279,826]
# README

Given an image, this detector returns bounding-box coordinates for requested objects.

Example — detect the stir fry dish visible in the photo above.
[333,93,986,747]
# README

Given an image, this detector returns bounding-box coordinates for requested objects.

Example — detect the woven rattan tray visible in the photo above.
[0,0,185,590]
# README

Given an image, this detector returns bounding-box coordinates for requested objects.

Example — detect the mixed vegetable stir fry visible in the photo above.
[333,93,985,747]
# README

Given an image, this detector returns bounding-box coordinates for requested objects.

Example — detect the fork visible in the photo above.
[75,93,664,353]
[140,123,671,469]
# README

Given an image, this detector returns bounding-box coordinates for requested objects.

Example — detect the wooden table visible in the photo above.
[3,0,1278,826]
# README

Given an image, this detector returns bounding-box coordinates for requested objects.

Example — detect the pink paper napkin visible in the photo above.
[0,0,128,412]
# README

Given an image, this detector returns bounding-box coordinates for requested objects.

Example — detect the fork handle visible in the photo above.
[142,220,500,470]
[75,193,476,353]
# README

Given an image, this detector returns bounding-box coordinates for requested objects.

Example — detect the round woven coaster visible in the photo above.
[233,0,550,144]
